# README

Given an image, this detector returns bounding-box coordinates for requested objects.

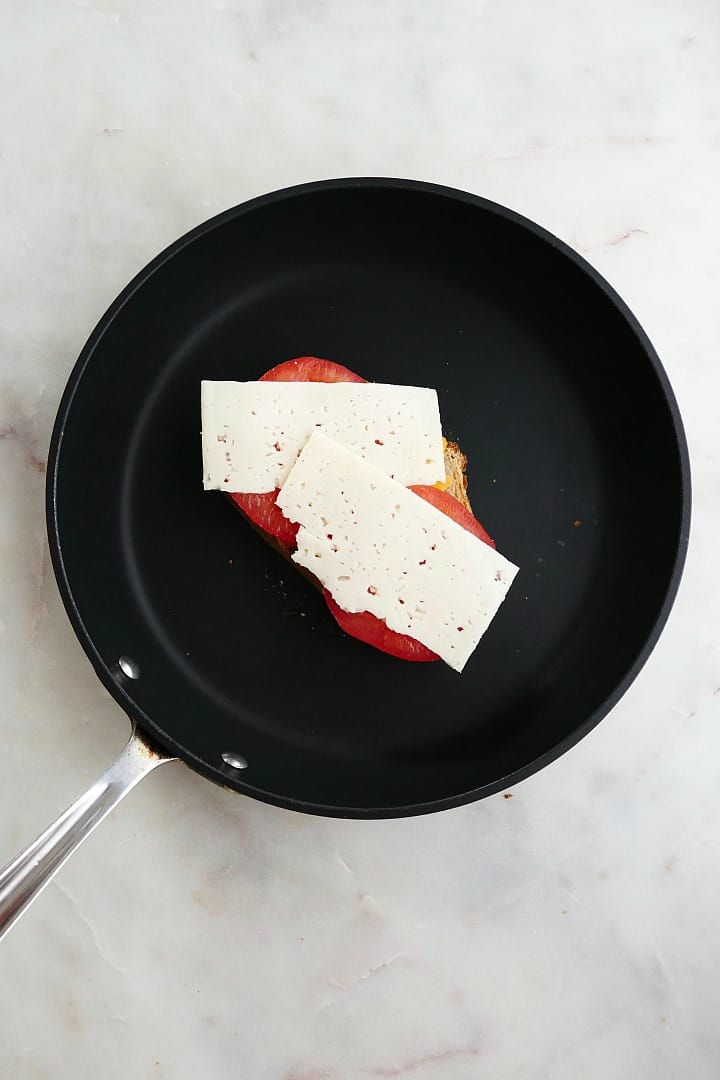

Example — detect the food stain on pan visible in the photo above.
[133,731,173,765]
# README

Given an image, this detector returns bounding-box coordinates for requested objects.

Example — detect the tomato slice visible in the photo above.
[324,590,440,662]
[327,487,495,662]
[229,490,299,548]
[259,356,367,383]
[409,485,496,548]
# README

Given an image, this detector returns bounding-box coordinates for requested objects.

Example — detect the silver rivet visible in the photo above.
[222,751,248,770]
[118,656,140,679]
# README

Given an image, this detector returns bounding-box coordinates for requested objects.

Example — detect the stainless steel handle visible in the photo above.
[0,727,176,942]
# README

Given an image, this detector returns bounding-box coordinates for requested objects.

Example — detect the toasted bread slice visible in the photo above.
[442,439,472,513]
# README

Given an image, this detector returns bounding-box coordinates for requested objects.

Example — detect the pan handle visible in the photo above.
[0,726,175,942]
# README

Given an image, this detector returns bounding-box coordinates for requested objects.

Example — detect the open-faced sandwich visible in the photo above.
[201,357,518,671]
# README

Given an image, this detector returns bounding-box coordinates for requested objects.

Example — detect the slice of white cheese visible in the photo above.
[276,431,519,672]
[201,381,444,492]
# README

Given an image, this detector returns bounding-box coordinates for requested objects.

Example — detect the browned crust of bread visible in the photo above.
[443,439,472,513]
[243,513,292,559]
[240,509,318,584]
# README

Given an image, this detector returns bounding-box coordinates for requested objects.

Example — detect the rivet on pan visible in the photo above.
[118,656,140,680]
[222,751,248,770]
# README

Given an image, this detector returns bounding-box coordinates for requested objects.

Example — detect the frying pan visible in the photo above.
[0,179,690,940]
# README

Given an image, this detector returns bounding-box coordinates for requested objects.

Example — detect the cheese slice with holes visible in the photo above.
[276,431,519,672]
[201,381,444,492]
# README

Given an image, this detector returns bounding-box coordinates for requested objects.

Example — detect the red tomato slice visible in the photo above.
[259,356,367,383]
[326,487,495,663]
[324,590,440,662]
[229,490,299,548]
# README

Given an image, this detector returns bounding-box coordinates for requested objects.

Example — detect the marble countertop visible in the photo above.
[1,1,718,1077]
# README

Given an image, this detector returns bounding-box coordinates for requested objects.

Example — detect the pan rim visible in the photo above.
[46,177,692,818]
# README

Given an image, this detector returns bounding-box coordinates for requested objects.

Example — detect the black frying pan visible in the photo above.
[0,179,690,938]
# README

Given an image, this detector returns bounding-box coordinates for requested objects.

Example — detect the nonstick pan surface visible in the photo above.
[47,178,690,817]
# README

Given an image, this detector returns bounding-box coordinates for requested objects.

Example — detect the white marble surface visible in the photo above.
[0,0,718,1076]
